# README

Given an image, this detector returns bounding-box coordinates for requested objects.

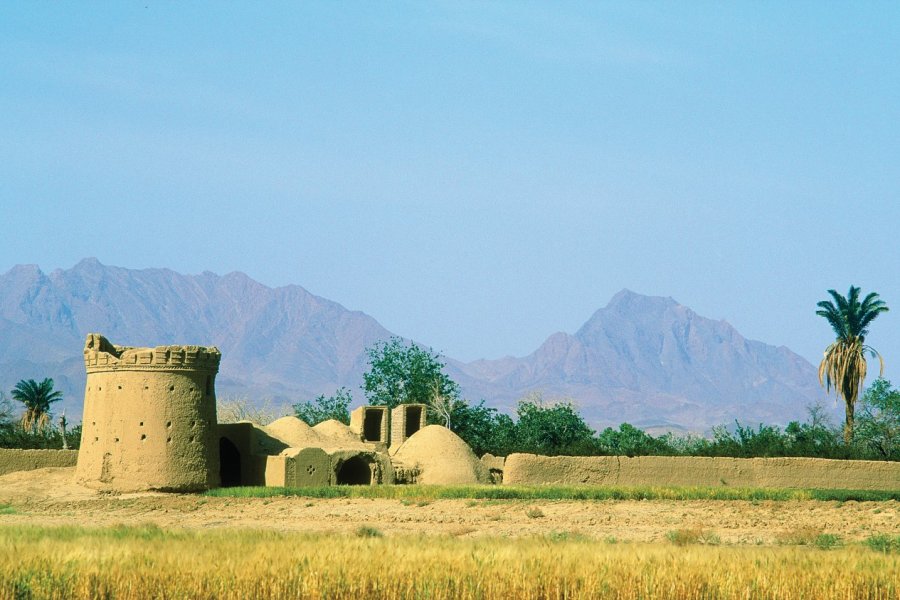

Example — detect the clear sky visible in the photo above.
[1,3,898,382]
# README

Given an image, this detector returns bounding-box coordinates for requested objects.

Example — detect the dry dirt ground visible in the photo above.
[1,468,898,545]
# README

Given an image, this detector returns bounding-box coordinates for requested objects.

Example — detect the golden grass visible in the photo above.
[1,525,898,599]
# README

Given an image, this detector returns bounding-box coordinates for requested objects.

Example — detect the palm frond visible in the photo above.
[857,294,889,338]
[818,337,867,407]
[815,301,846,338]
[864,345,886,379]
[827,289,850,318]
[860,292,887,313]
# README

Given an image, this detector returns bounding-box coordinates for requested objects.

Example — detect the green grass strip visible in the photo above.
[205,484,900,502]
[0,505,15,515]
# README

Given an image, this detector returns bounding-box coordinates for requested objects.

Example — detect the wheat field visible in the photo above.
[1,525,898,599]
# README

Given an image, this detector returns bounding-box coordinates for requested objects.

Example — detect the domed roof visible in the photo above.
[264,416,323,449]
[312,419,366,449]
[392,425,489,485]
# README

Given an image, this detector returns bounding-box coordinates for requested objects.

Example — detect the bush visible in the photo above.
[293,388,352,426]
[0,423,81,450]
[596,423,677,457]
[814,534,843,550]
[447,400,512,457]
[865,534,900,554]
[855,379,900,460]
[355,526,383,538]
[666,528,720,546]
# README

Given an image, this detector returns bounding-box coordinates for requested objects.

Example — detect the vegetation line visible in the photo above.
[205,484,900,502]
[1,525,897,600]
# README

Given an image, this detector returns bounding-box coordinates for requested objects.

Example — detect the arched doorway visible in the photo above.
[219,437,242,487]
[336,455,372,485]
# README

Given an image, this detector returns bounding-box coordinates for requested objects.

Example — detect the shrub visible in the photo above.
[293,388,352,426]
[865,534,900,554]
[355,526,383,538]
[596,423,677,456]
[814,534,842,550]
[855,379,900,460]
[666,528,720,546]
[776,526,823,546]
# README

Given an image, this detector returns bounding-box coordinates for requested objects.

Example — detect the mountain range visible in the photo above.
[0,259,831,431]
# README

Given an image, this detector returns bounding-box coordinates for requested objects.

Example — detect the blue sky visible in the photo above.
[1,3,898,383]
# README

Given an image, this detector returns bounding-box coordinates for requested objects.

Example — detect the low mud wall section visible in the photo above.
[0,449,79,476]
[503,454,900,491]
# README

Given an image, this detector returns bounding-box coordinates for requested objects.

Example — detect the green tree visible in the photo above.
[11,378,63,433]
[596,423,676,457]
[514,393,595,455]
[362,337,460,410]
[780,404,845,459]
[445,399,511,457]
[816,286,889,443]
[293,388,352,426]
[855,378,900,460]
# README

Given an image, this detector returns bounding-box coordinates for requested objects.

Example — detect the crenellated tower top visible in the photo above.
[83,333,221,374]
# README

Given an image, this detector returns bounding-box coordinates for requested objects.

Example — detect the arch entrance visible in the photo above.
[219,437,242,487]
[336,456,372,485]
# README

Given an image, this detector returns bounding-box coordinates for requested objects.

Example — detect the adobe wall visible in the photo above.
[349,406,389,445]
[218,422,269,486]
[266,448,331,486]
[503,454,900,491]
[390,404,426,451]
[265,448,393,486]
[75,333,221,492]
[0,449,78,476]
[480,453,506,484]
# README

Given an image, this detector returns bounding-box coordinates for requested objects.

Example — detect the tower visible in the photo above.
[75,333,221,492]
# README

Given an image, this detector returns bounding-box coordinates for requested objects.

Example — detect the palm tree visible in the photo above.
[10,378,63,434]
[816,286,889,444]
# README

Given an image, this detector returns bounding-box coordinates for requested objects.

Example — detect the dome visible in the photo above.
[312,419,365,449]
[264,416,323,449]
[392,425,489,485]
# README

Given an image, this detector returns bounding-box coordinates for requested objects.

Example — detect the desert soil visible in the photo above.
[1,468,897,545]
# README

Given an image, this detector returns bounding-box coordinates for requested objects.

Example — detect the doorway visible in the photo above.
[219,437,242,487]
[336,455,372,485]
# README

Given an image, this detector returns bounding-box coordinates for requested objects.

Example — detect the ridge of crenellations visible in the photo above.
[83,333,220,374]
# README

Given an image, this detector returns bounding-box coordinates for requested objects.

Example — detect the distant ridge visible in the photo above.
[452,289,828,428]
[0,260,829,430]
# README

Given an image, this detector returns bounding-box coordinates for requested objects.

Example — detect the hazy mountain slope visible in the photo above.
[0,261,829,429]
[455,290,829,429]
[0,259,394,416]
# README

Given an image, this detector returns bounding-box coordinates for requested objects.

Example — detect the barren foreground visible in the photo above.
[1,468,897,544]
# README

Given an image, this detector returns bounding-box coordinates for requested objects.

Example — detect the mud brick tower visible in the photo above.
[75,333,221,492]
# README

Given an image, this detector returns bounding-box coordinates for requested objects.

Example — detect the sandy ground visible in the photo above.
[1,468,898,544]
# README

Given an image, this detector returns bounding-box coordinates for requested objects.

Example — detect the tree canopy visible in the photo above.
[513,393,595,455]
[362,337,460,410]
[856,378,900,460]
[11,378,63,433]
[293,388,352,426]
